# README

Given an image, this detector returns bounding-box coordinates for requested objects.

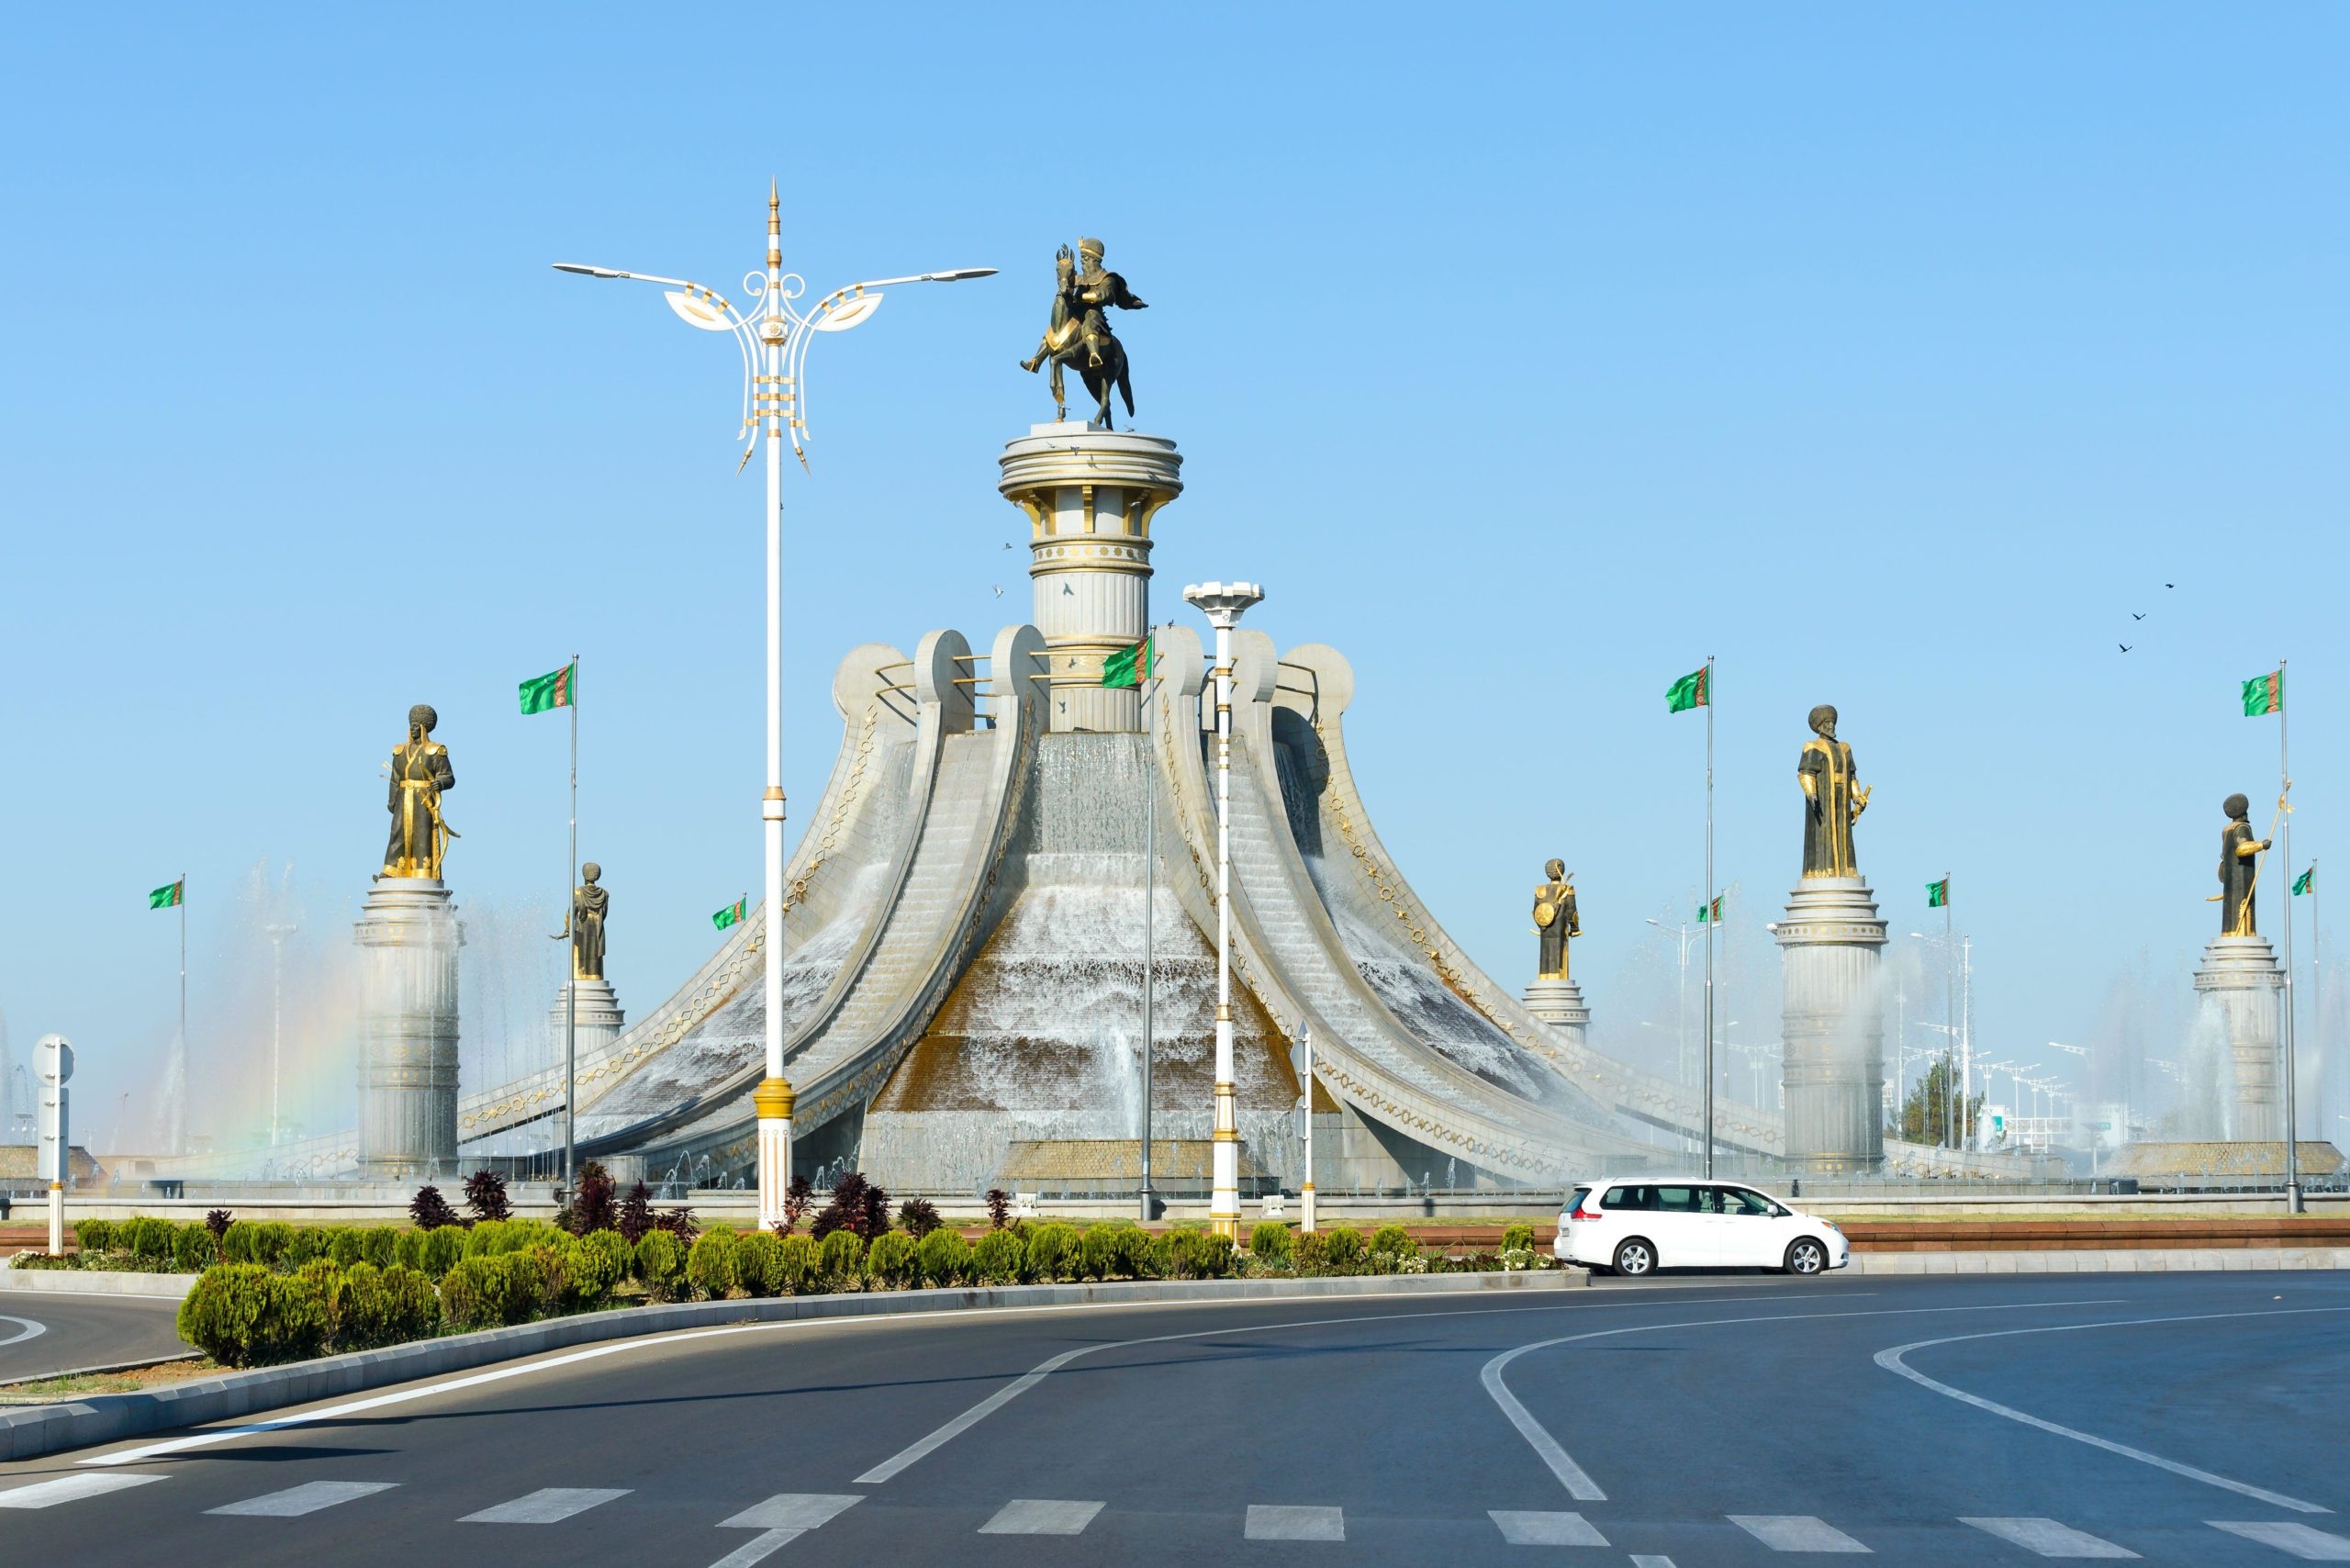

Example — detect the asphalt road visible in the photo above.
[3,1271,2347,1566]
[0,1292,193,1384]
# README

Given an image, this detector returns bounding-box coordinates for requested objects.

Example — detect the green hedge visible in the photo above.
[866,1230,919,1290]
[971,1228,1024,1284]
[918,1227,972,1286]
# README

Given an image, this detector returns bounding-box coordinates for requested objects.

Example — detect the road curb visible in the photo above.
[0,1268,1572,1462]
[0,1270,197,1301]
[1842,1245,2350,1274]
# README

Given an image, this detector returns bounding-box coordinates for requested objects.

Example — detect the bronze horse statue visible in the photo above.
[1020,243,1137,430]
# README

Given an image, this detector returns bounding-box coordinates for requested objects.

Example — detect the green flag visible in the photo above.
[712,896,747,931]
[2294,867,2314,897]
[1695,894,1723,924]
[2243,668,2283,716]
[1667,666,1709,713]
[1102,636,1153,689]
[149,879,184,909]
[519,661,576,715]
[1927,877,1949,909]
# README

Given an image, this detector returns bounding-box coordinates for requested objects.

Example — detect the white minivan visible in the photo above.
[1553,1179,1848,1277]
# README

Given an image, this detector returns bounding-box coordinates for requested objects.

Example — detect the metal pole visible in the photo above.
[1703,655,1715,1180]
[2313,860,2324,1153]
[565,654,579,1195]
[1943,883,1954,1148]
[2280,659,2301,1213]
[755,185,795,1230]
[1300,1025,1316,1232]
[1961,935,1974,1149]
[1139,655,1156,1222]
[178,871,187,1157]
[1210,617,1237,1239]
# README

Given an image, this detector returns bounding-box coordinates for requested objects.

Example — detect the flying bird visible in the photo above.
[2132,612,2146,621]
[2119,644,2132,653]
[2165,582,2175,588]
[1002,542,1014,550]
[991,585,1003,598]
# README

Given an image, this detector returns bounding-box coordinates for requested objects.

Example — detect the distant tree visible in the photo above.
[1893,1058,1986,1148]
[462,1169,511,1224]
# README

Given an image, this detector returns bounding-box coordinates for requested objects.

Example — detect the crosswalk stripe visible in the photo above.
[720,1493,864,1530]
[1491,1509,1609,1546]
[705,1529,799,1568]
[461,1486,631,1524]
[1629,1558,1679,1568]
[979,1498,1104,1535]
[2209,1522,2350,1561]
[1962,1517,2137,1558]
[0,1473,167,1509]
[1729,1515,1872,1553]
[1246,1504,1345,1541]
[207,1482,397,1518]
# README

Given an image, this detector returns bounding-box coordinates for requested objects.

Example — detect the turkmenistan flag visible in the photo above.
[149,879,184,909]
[1102,636,1153,689]
[1695,894,1723,924]
[1927,877,1950,909]
[519,661,576,715]
[2295,867,2314,897]
[2243,668,2283,716]
[1667,666,1709,713]
[712,897,747,931]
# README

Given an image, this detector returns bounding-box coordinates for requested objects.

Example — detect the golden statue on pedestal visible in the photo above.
[554,862,610,980]
[1797,704,1870,879]
[1532,858,1581,980]
[380,703,457,880]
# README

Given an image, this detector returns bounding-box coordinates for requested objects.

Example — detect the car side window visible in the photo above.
[1655,1186,1699,1213]
[1725,1188,1774,1215]
[1603,1185,1635,1209]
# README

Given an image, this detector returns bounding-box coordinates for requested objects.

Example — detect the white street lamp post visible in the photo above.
[556,189,992,1229]
[1184,580,1263,1240]
[264,924,297,1148]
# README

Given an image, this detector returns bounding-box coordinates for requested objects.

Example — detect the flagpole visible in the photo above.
[2279,658,2300,1213]
[1943,874,1954,1149]
[2311,860,2324,1148]
[565,654,579,1197]
[178,871,187,1158]
[1702,655,1715,1180]
[1138,640,1158,1223]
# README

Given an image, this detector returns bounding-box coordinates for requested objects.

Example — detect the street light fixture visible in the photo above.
[557,186,992,1227]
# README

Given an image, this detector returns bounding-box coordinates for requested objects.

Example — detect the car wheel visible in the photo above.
[1785,1238,1828,1276]
[1613,1238,1656,1278]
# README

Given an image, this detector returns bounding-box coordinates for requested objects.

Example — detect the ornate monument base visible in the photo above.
[2193,935,2283,1140]
[355,879,463,1178]
[548,978,626,1067]
[1775,878,1886,1174]
[1520,978,1591,1052]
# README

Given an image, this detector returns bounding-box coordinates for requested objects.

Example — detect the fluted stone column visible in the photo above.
[999,425,1182,734]
[1775,878,1886,1174]
[1520,978,1591,1053]
[548,979,626,1083]
[2194,935,2283,1140]
[355,879,463,1177]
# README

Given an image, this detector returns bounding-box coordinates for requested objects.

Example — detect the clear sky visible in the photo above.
[3,5,2343,1151]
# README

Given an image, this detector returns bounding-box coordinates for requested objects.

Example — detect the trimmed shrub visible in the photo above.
[573,1229,629,1302]
[409,1184,462,1230]
[816,1229,865,1290]
[971,1227,1024,1285]
[515,1247,566,1317]
[173,1223,218,1272]
[1078,1222,1145,1282]
[177,1263,330,1368]
[330,1261,392,1350]
[917,1227,972,1286]
[438,1257,504,1331]
[1163,1227,1237,1281]
[1292,1231,1327,1272]
[285,1225,332,1267]
[251,1221,296,1267]
[219,1220,260,1265]
[329,1228,365,1267]
[467,1217,564,1260]
[775,1234,819,1295]
[731,1232,782,1298]
[380,1264,440,1343]
[895,1197,943,1238]
[361,1227,398,1269]
[421,1225,466,1279]
[865,1230,920,1290]
[1321,1226,1365,1271]
[633,1229,687,1301]
[1501,1223,1536,1255]
[73,1217,115,1254]
[1369,1225,1416,1261]
[125,1215,176,1266]
[686,1228,742,1300]
[393,1227,429,1272]
[1248,1222,1294,1267]
[1024,1223,1081,1283]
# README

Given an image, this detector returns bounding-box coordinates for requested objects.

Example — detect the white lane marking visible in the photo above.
[1246,1504,1344,1540]
[1875,1306,2350,1516]
[704,1529,800,1567]
[207,1481,397,1518]
[2209,1520,2350,1560]
[0,1473,168,1508]
[460,1486,630,1523]
[1961,1517,2138,1558]
[849,1289,1856,1485]
[1490,1508,1608,1545]
[979,1498,1104,1535]
[0,1315,48,1350]
[1629,1558,1678,1567]
[1483,1298,2128,1504]
[1729,1514,1872,1552]
[80,1286,1806,1470]
[719,1493,864,1530]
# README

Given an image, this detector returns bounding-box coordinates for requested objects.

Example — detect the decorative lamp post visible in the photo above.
[556,188,992,1229]
[1182,580,1263,1239]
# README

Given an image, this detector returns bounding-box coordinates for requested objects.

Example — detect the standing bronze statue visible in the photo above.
[2218,792,2272,935]
[1019,237,1145,429]
[1532,858,1581,980]
[1797,704,1870,879]
[380,703,457,880]
[554,861,610,980]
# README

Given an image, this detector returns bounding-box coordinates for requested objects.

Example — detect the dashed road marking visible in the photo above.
[1961,1516,2138,1558]
[460,1486,630,1523]
[1729,1514,1872,1552]
[1490,1508,1608,1545]
[719,1493,865,1530]
[979,1498,1104,1535]
[0,1473,167,1509]
[2208,1521,2350,1560]
[207,1481,397,1518]
[1246,1504,1344,1540]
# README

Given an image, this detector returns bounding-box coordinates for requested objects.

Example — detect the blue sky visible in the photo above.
[2,5,2343,1148]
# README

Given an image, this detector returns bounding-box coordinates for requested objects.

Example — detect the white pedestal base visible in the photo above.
[2193,934,2284,1141]
[1520,977,1591,1052]
[757,1114,793,1231]
[354,879,464,1179]
[1775,878,1887,1175]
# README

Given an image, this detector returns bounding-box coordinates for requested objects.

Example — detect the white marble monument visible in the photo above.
[2192,934,2283,1140]
[355,879,464,1176]
[1775,878,1887,1173]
